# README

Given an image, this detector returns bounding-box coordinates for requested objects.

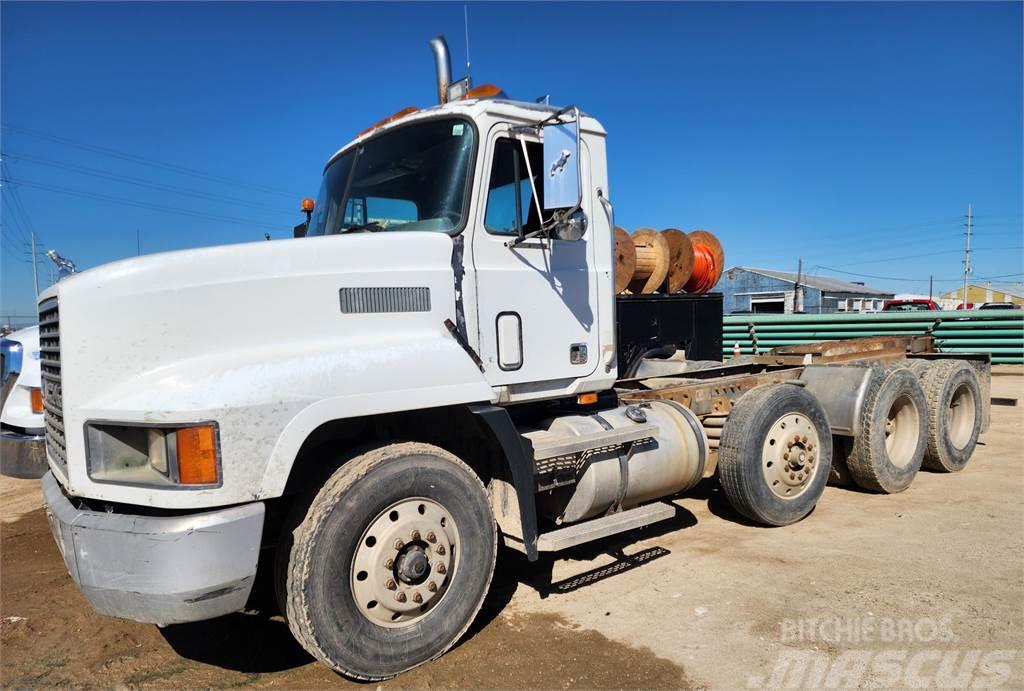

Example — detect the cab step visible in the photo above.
[535,502,676,552]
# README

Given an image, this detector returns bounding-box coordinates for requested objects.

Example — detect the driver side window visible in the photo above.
[484,138,545,236]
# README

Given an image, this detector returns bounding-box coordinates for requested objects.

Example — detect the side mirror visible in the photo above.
[542,115,581,213]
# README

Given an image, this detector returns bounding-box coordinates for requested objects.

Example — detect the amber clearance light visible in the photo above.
[357,106,420,138]
[175,425,219,485]
[29,387,43,414]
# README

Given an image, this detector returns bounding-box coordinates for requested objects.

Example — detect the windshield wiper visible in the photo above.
[338,221,385,234]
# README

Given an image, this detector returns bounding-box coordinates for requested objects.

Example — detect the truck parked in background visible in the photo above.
[1,326,46,478]
[40,36,990,680]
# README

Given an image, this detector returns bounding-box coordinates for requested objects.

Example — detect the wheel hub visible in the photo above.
[351,498,458,628]
[762,414,820,499]
[395,545,430,585]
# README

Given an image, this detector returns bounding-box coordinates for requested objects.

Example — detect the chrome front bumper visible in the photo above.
[0,430,47,479]
[41,472,265,626]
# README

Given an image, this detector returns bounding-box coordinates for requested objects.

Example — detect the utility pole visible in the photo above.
[30,231,40,297]
[962,204,973,308]
[794,257,803,313]
[136,228,141,256]
[928,275,933,301]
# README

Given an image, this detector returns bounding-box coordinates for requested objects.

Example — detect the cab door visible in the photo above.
[469,124,600,389]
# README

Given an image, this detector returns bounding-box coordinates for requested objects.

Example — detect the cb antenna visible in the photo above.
[463,4,472,82]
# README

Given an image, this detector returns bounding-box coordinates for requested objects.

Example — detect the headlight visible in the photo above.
[85,422,221,488]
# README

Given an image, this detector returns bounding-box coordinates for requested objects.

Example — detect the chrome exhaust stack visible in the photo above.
[428,35,452,104]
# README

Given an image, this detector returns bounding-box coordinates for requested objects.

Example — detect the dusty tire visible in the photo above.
[899,359,932,378]
[283,442,496,680]
[921,361,983,472]
[845,367,927,493]
[718,383,833,526]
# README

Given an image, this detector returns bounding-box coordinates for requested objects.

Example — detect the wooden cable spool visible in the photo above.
[614,226,637,294]
[627,228,670,294]
[659,228,695,294]
[683,229,725,294]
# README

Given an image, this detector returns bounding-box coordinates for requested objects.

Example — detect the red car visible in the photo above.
[881,299,940,312]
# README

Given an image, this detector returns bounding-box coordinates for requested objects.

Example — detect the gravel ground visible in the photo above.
[2,372,1021,689]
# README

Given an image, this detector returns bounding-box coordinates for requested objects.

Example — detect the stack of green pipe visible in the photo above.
[722,309,1024,364]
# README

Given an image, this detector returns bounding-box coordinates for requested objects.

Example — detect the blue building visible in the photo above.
[716,267,894,314]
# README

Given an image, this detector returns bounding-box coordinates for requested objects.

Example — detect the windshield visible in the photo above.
[306,118,476,236]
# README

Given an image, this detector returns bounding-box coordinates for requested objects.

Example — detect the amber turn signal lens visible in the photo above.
[301,198,315,212]
[176,425,219,485]
[29,388,43,414]
[577,392,599,405]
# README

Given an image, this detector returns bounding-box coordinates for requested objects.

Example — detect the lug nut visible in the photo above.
[412,592,423,604]
[426,531,436,543]
[410,529,421,541]
[436,545,446,555]
[395,591,407,603]
[784,453,790,461]
[394,539,405,550]
[790,473,796,480]
[427,581,438,592]
[436,562,446,574]
[384,558,394,570]
[385,578,396,590]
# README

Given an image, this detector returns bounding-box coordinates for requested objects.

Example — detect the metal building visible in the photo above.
[940,283,1024,309]
[716,267,895,314]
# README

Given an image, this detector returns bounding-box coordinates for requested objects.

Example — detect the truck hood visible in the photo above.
[42,232,492,507]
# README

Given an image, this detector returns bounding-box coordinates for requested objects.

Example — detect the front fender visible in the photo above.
[258,336,494,498]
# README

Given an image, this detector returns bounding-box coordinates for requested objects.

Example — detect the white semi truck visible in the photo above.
[41,37,989,680]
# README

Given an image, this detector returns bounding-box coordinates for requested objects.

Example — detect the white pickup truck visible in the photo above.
[1,325,46,478]
[40,36,989,680]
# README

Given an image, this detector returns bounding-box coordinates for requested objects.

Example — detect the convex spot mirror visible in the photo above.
[554,209,587,241]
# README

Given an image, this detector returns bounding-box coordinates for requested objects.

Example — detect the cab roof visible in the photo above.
[324,97,606,171]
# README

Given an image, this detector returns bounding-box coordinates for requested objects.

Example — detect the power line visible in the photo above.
[2,151,295,217]
[1,176,286,232]
[2,124,294,199]
[813,265,1023,283]
[825,246,1023,268]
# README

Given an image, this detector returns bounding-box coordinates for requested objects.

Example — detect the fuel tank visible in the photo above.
[532,401,708,524]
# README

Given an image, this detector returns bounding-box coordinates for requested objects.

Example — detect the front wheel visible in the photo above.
[282,442,496,680]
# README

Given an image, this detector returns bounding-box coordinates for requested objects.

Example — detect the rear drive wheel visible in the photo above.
[899,358,932,378]
[921,361,983,472]
[845,367,927,493]
[283,442,496,680]
[718,383,833,526]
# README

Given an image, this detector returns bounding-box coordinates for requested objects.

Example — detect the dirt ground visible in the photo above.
[2,373,1022,689]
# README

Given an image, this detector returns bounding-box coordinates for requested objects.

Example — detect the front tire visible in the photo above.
[283,442,496,680]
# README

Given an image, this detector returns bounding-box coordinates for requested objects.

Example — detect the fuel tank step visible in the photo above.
[535,502,676,552]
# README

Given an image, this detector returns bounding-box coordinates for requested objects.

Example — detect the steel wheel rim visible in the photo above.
[351,497,459,628]
[948,383,976,450]
[761,413,821,499]
[884,394,920,468]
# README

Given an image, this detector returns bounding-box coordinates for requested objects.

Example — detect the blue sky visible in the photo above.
[2,1,1021,319]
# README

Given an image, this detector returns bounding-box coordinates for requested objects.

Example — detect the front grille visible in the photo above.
[38,298,66,473]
